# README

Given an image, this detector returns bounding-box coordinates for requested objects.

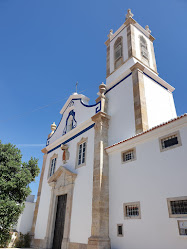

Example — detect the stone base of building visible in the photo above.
[88,236,110,249]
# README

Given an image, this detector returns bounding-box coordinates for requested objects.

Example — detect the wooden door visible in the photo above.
[52,194,67,249]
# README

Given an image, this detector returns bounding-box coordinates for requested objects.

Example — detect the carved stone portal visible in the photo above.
[43,166,77,249]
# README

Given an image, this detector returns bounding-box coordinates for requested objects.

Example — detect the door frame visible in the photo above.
[44,166,77,249]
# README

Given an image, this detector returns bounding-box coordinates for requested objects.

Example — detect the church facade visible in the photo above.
[31,10,187,249]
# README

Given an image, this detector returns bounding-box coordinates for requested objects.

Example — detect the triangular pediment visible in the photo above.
[48,166,77,186]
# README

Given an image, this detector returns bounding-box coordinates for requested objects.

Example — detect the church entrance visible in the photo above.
[52,194,67,249]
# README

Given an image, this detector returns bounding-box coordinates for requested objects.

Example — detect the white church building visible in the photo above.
[31,9,187,249]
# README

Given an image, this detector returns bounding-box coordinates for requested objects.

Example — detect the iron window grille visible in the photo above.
[159,131,182,152]
[161,135,178,149]
[124,202,141,219]
[170,200,187,215]
[122,148,136,163]
[167,197,187,218]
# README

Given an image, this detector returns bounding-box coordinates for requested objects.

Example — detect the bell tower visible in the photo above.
[105,9,176,145]
[105,9,157,84]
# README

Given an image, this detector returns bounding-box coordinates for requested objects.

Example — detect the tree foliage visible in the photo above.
[0,141,40,247]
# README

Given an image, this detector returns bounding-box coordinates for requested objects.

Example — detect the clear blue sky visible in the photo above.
[0,0,186,199]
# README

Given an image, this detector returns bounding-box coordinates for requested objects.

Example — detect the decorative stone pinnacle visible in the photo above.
[125,9,134,20]
[99,82,107,95]
[51,122,57,131]
[145,25,151,34]
[107,29,113,38]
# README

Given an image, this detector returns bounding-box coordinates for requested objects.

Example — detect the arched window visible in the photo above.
[114,37,123,69]
[140,36,148,60]
[67,115,73,133]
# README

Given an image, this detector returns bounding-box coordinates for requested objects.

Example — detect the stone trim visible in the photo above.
[44,167,77,249]
[150,40,158,73]
[131,64,148,134]
[106,44,110,77]
[167,196,187,218]
[69,242,88,249]
[127,24,136,58]
[75,137,88,169]
[88,111,111,249]
[31,153,47,240]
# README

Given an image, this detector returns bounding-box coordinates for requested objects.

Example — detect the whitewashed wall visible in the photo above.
[16,196,35,234]
[143,74,177,128]
[108,125,187,249]
[107,75,136,146]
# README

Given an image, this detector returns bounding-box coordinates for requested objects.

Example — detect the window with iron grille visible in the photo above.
[167,197,187,218]
[171,200,187,215]
[160,131,181,152]
[122,148,136,163]
[124,202,141,219]
[161,135,178,149]
[117,224,123,237]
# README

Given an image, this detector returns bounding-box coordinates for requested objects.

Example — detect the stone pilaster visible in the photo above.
[150,40,158,73]
[88,111,110,249]
[130,62,149,134]
[31,153,47,245]
[106,42,110,78]
[126,19,136,58]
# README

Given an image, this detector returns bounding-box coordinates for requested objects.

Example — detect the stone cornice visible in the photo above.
[130,62,145,72]
[124,17,136,26]
[91,111,110,123]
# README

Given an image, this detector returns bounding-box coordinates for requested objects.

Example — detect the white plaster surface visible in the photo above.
[109,126,187,249]
[16,196,35,234]
[107,75,136,146]
[143,74,177,128]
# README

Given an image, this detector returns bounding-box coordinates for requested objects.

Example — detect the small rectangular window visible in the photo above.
[167,197,187,218]
[178,220,187,236]
[124,202,141,219]
[49,157,57,177]
[78,142,86,166]
[121,148,136,163]
[76,138,87,168]
[117,224,123,237]
[159,131,182,152]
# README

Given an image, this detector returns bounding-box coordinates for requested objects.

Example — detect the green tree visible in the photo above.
[0,141,40,247]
